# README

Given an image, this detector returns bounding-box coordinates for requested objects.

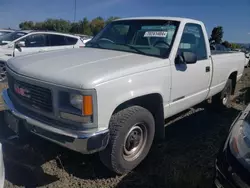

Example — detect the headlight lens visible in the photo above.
[70,94,83,110]
[69,94,93,116]
[229,114,250,171]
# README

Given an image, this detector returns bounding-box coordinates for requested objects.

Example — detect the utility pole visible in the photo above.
[74,0,76,22]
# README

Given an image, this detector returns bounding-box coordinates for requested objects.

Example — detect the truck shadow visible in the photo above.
[0,104,242,187]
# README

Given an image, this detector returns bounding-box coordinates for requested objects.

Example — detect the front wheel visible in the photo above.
[99,106,155,174]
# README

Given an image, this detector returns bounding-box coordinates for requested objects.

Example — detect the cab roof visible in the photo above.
[115,16,202,24]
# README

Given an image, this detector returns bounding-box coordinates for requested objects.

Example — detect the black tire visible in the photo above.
[211,79,233,109]
[99,105,155,174]
[0,61,7,82]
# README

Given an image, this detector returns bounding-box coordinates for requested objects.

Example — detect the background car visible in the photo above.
[0,29,15,36]
[210,44,231,51]
[214,103,250,188]
[0,30,86,82]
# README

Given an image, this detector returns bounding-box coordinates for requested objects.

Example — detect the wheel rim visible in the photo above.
[0,62,6,82]
[123,123,148,161]
[222,84,231,105]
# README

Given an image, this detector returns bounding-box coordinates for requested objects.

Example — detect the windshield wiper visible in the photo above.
[85,41,102,48]
[116,43,146,55]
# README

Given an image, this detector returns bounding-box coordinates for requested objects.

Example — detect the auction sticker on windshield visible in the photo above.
[144,31,167,37]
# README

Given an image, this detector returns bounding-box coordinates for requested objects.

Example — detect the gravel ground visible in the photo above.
[0,68,250,188]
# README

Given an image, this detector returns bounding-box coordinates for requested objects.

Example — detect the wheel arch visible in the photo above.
[228,71,237,95]
[111,93,165,141]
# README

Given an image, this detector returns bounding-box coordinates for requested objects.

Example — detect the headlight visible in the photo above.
[70,94,83,110]
[69,94,93,116]
[229,114,250,171]
[58,91,95,124]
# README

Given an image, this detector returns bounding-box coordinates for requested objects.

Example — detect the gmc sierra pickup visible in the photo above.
[1,17,245,174]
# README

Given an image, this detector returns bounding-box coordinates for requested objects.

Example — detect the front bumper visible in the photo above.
[1,89,109,154]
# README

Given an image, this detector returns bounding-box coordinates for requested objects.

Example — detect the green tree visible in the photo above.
[222,41,231,48]
[80,17,92,35]
[19,21,35,30]
[209,26,224,44]
[90,17,105,35]
[19,16,122,36]
[231,43,241,49]
[105,16,120,25]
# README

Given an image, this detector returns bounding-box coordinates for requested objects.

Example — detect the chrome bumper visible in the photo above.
[1,89,109,154]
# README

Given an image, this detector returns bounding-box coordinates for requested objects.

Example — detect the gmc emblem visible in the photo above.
[14,83,31,98]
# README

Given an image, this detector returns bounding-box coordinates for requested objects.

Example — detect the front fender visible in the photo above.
[95,66,171,129]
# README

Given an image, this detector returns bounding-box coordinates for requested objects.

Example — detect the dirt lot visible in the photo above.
[0,68,250,188]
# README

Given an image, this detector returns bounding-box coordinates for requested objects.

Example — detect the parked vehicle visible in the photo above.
[214,104,250,188]
[0,29,15,36]
[0,143,4,188]
[210,44,232,52]
[0,30,86,81]
[244,51,250,67]
[2,17,246,174]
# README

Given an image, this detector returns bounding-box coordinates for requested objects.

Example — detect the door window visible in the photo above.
[178,23,207,60]
[22,34,46,47]
[48,34,68,46]
[65,36,78,45]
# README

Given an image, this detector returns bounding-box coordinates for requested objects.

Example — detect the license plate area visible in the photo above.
[4,111,20,134]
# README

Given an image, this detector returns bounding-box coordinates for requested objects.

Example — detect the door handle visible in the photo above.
[206,66,210,72]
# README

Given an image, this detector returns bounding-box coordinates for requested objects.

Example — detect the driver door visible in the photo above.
[168,23,211,116]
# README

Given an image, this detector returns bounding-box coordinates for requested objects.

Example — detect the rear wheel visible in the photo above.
[99,106,155,174]
[210,79,233,109]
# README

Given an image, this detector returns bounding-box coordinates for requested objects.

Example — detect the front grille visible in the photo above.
[8,74,53,112]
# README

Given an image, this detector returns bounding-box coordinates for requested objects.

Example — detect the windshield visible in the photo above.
[0,31,27,45]
[85,19,180,58]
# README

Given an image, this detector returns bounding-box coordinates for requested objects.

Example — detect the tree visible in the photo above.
[105,16,120,25]
[80,17,92,35]
[222,41,231,48]
[90,17,105,36]
[19,21,35,30]
[231,43,241,49]
[209,26,224,44]
[18,16,122,36]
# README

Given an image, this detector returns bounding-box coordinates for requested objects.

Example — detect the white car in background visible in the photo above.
[0,30,86,81]
[0,29,15,36]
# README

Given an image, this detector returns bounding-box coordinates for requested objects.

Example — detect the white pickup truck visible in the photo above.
[2,17,245,174]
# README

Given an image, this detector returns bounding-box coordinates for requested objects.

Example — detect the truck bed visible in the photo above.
[211,50,238,55]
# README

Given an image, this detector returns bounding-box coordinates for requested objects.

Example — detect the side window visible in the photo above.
[65,36,78,45]
[22,34,46,47]
[49,34,67,46]
[178,23,207,60]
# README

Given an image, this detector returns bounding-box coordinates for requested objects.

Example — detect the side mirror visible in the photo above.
[175,52,197,64]
[15,41,25,52]
[182,52,197,64]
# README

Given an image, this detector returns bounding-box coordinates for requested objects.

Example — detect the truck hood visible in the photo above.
[7,48,163,89]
